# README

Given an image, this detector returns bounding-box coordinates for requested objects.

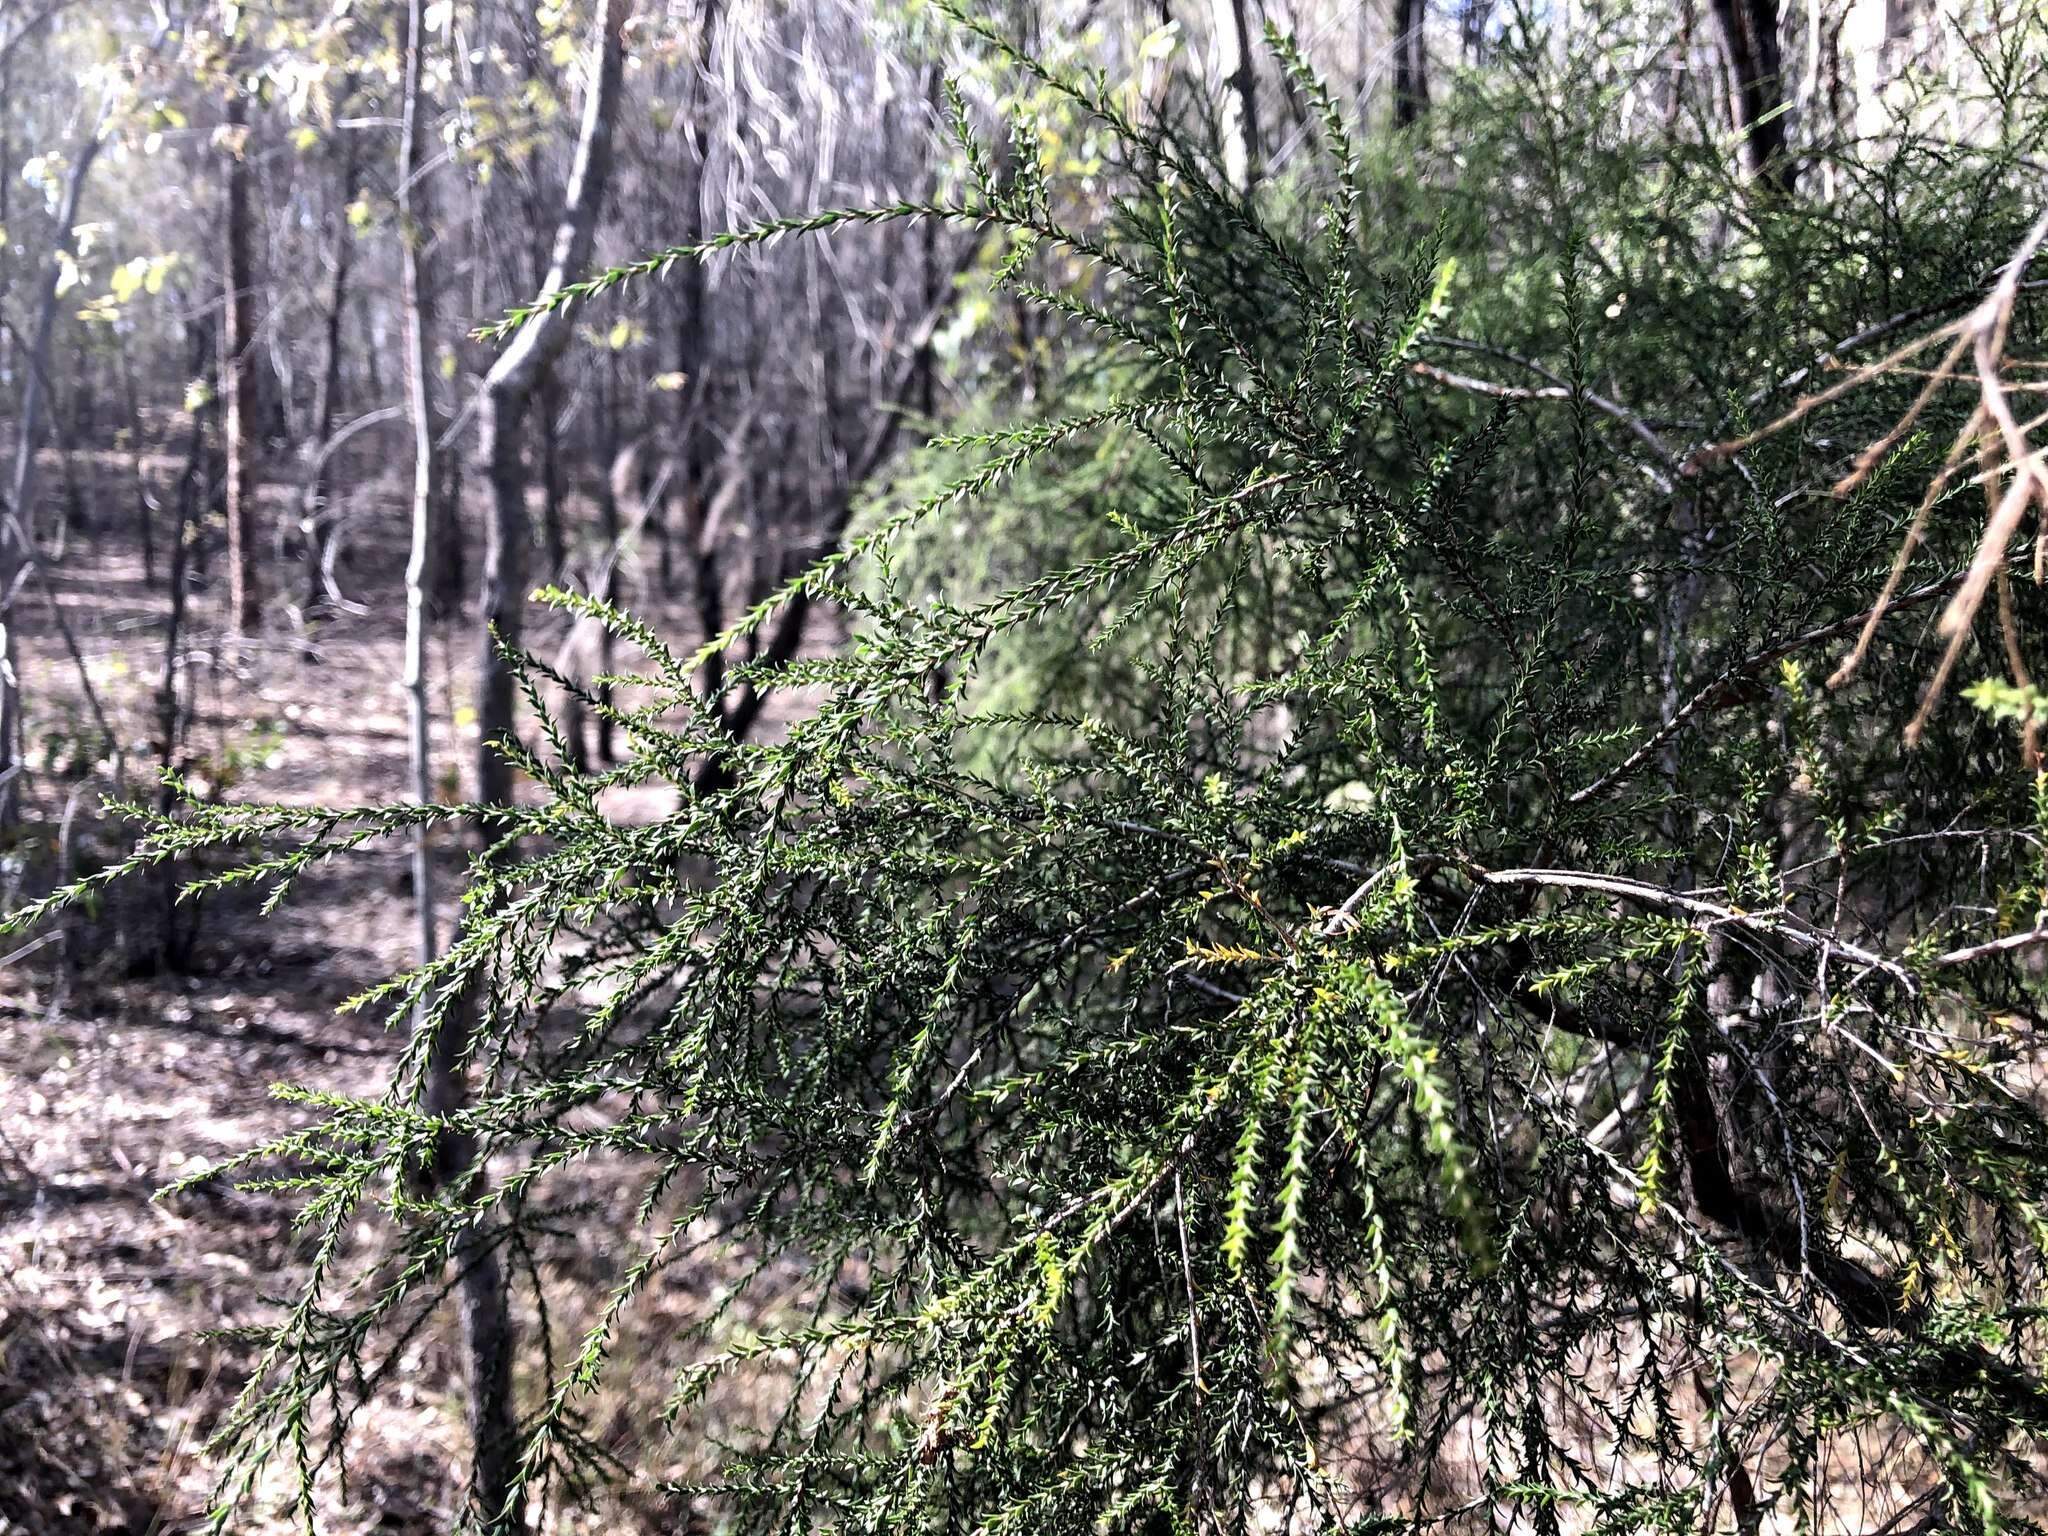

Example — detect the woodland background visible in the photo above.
[1,0,2043,1531]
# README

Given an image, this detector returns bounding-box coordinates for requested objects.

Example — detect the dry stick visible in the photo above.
[1972,206,2048,492]
[1931,925,2048,967]
[1739,277,2048,412]
[1984,428,2042,771]
[1878,373,2048,394]
[1411,361,1571,402]
[1410,355,1680,472]
[1993,566,2041,768]
[1995,400,2048,479]
[1911,472,2039,746]
[1687,210,2048,744]
[1828,330,1969,499]
[0,477,124,796]
[293,406,407,612]
[1911,441,2045,748]
[31,569,123,795]
[1423,329,1700,439]
[1466,865,1915,991]
[1682,323,1958,477]
[1874,362,2048,379]
[1894,210,2048,740]
[1828,405,1987,689]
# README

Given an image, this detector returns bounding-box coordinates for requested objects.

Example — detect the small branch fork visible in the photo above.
[1693,208,2048,735]
[1324,853,2048,989]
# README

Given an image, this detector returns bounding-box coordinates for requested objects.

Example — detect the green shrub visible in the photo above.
[11,9,2048,1533]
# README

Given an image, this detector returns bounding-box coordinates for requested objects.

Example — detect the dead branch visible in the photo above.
[1678,208,2048,740]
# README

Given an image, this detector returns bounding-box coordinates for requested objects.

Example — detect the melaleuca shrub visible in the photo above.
[10,8,2048,1534]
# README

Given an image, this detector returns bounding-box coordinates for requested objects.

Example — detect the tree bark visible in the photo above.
[222,81,261,633]
[914,69,941,421]
[401,3,521,1527]
[474,0,631,811]
[660,0,720,599]
[1706,0,1790,185]
[592,346,621,767]
[443,9,634,1518]
[1393,0,1430,128]
[143,317,216,974]
[1210,0,1263,185]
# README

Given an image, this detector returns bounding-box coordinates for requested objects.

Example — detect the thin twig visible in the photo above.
[1569,574,1965,806]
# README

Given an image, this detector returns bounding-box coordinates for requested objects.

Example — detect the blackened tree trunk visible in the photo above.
[592,345,622,767]
[660,0,721,599]
[1393,0,1430,127]
[1707,0,1790,185]
[146,318,216,974]
[665,253,706,597]
[222,83,260,634]
[914,67,942,420]
[1458,0,1495,62]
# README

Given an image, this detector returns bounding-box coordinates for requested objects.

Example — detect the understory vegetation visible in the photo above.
[7,0,2048,1532]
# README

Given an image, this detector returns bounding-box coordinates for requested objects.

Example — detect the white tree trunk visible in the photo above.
[402,3,522,1527]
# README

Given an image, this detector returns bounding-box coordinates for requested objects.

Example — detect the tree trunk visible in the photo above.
[120,335,156,585]
[475,0,631,811]
[304,105,360,613]
[915,67,941,420]
[593,348,621,766]
[660,0,721,599]
[2,115,105,831]
[455,10,635,1508]
[398,3,524,1526]
[538,372,568,581]
[1707,0,1790,185]
[664,260,705,597]
[1458,0,1494,63]
[1393,0,1431,127]
[222,83,261,634]
[146,318,215,974]
[1208,0,1263,186]
[403,5,448,959]
[445,10,634,1518]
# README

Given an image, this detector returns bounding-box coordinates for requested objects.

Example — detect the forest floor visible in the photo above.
[1,443,754,1534]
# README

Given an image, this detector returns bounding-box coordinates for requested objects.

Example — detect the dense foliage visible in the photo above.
[12,6,2048,1532]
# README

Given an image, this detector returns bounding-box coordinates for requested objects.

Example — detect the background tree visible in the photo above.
[218,40,260,634]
